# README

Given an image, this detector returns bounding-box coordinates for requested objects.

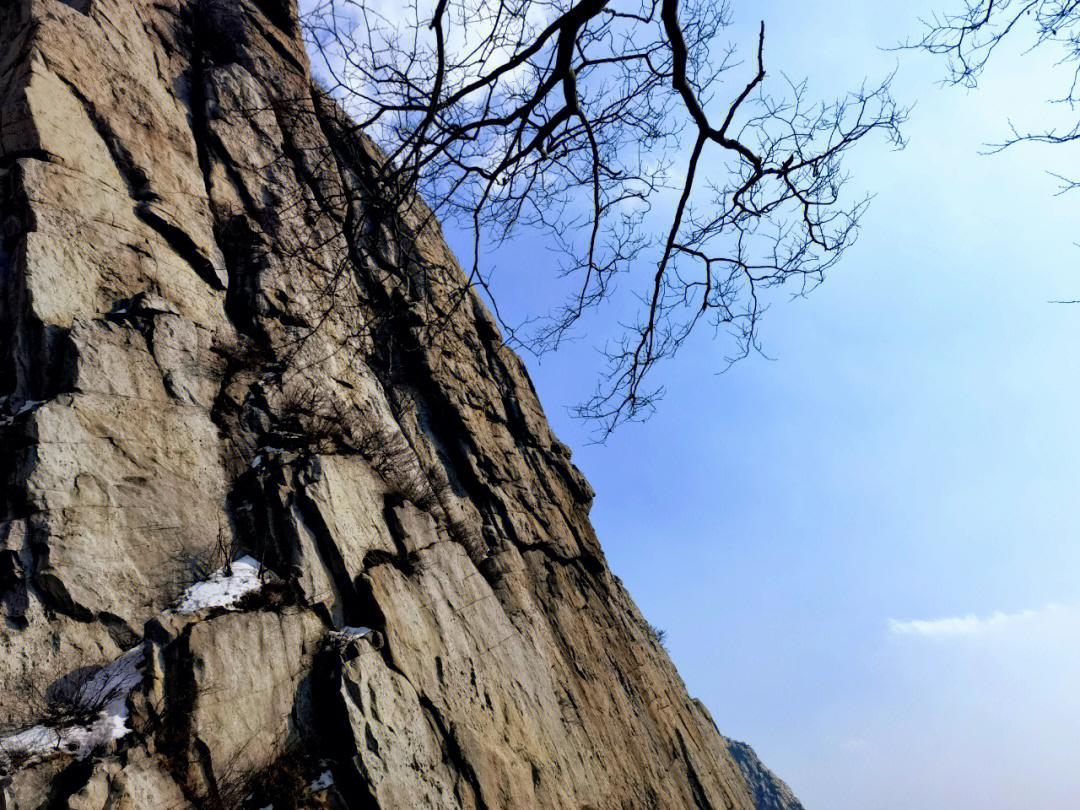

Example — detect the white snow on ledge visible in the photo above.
[174,555,264,614]
[328,626,373,644]
[310,769,335,791]
[0,645,145,772]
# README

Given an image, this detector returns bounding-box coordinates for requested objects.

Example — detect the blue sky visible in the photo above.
[306,2,1080,807]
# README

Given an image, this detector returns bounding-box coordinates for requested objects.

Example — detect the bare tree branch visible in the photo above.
[296,0,905,437]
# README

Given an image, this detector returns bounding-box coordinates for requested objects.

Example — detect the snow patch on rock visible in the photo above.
[328,626,372,644]
[0,646,145,772]
[309,769,334,791]
[174,556,263,614]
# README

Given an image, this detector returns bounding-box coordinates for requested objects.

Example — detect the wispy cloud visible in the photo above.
[888,605,1066,637]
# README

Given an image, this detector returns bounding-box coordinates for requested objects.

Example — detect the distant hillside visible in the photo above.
[727,738,807,810]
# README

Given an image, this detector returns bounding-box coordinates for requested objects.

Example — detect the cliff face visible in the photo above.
[0,1,795,808]
[725,739,805,810]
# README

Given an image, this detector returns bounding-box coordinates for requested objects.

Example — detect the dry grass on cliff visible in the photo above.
[648,624,670,653]
[189,746,334,810]
[274,379,351,455]
[1,659,116,735]
[155,520,240,606]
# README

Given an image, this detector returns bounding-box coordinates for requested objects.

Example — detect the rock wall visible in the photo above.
[725,739,805,810]
[0,1,798,808]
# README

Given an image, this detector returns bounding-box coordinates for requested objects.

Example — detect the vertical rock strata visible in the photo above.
[0,1,786,808]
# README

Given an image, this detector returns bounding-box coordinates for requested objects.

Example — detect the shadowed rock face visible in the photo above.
[726,739,806,810]
[0,1,800,808]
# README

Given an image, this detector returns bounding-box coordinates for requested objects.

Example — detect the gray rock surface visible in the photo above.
[726,738,807,810]
[0,0,804,807]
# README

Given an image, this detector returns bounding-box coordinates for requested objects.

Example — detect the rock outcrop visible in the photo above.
[0,1,802,808]
[725,739,806,810]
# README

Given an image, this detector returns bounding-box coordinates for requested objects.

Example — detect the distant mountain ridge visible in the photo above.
[727,738,807,810]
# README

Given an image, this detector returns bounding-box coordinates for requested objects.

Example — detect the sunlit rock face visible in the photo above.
[0,1,797,807]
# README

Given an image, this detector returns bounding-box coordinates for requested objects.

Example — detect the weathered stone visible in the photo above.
[300,454,398,578]
[182,608,325,783]
[331,648,477,810]
[65,768,109,810]
[386,502,440,555]
[1,757,70,810]
[25,394,231,625]
[726,737,807,810]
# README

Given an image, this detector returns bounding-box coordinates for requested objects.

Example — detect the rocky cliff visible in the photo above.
[725,739,805,810]
[0,1,800,808]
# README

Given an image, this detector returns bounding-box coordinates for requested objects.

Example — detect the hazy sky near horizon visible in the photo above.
[304,3,1080,807]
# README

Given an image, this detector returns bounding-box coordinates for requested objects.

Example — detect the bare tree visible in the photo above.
[908,1,1080,187]
[299,0,905,437]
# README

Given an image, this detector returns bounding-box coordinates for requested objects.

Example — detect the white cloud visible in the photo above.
[888,604,1070,637]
